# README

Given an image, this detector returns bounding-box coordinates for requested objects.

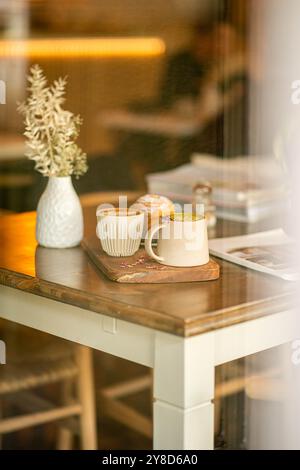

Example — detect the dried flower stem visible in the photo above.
[18,64,88,178]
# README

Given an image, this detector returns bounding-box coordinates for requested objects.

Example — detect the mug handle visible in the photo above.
[145,223,165,263]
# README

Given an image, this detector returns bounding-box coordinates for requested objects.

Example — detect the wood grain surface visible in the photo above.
[0,203,293,337]
[82,235,220,283]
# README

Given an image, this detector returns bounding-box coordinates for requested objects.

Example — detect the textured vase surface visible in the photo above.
[36,176,83,248]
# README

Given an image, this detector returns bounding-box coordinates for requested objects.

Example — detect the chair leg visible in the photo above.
[76,345,97,450]
[56,380,74,450]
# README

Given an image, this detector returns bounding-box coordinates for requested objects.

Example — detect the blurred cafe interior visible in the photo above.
[0,0,251,211]
[0,0,297,451]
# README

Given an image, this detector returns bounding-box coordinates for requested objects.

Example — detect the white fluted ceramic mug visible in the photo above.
[96,208,144,257]
[145,213,209,267]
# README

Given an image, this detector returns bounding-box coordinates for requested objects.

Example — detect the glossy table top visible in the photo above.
[0,206,293,337]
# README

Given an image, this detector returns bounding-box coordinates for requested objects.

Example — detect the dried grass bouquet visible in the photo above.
[18,64,88,178]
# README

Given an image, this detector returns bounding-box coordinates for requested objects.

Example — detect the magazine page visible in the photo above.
[209,229,298,281]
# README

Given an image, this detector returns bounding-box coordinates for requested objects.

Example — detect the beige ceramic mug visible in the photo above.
[145,213,209,267]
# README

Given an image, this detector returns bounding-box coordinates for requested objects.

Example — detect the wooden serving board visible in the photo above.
[82,235,220,284]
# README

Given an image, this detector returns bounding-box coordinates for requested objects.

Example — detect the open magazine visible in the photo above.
[209,229,299,281]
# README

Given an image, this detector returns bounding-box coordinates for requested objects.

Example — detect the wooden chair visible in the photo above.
[0,324,97,450]
[99,374,153,440]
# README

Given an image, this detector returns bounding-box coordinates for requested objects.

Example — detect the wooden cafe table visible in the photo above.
[0,202,295,450]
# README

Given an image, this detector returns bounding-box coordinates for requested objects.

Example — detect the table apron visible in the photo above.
[0,285,155,367]
[214,308,297,365]
[0,285,296,369]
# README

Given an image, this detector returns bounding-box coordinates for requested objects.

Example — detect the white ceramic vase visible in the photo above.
[36,176,83,248]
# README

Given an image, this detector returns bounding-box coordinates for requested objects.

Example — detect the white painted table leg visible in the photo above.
[153,331,215,450]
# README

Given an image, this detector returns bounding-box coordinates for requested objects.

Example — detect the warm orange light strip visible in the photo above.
[0,37,165,59]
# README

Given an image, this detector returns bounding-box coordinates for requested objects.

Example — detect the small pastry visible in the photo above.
[131,194,174,238]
